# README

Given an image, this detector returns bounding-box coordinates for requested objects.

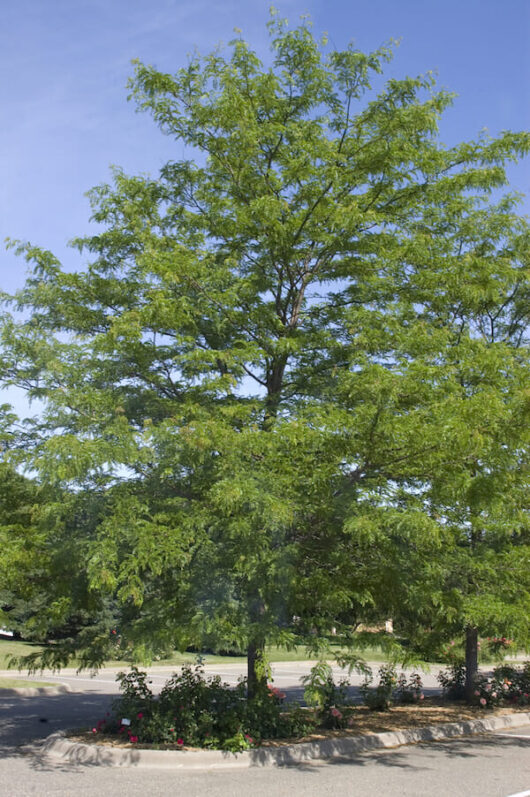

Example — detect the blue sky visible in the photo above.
[1,0,529,414]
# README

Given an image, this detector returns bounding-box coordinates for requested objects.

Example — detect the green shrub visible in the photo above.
[437,661,466,700]
[395,672,424,705]
[438,662,530,708]
[104,664,315,751]
[301,660,351,728]
[360,664,397,711]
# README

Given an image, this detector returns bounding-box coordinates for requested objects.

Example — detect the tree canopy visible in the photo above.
[1,14,529,691]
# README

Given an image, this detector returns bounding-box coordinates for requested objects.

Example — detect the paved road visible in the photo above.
[0,725,528,796]
[0,659,449,700]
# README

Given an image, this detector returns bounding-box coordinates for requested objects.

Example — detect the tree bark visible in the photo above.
[465,626,479,703]
[247,639,266,699]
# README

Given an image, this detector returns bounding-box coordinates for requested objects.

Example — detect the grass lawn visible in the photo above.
[100,643,401,668]
[0,639,44,669]
[0,637,419,671]
[0,677,56,688]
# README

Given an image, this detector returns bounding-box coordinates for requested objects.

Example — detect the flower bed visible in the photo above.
[79,661,530,752]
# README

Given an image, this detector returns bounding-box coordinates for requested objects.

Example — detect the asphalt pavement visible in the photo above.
[0,723,528,796]
[0,659,448,701]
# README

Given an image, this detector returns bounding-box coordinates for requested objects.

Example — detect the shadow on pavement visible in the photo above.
[273,730,530,773]
[0,690,115,757]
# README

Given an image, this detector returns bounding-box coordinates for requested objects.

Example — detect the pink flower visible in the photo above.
[330,707,342,719]
[419,694,425,701]
[137,712,143,719]
[91,727,97,734]
[177,738,184,746]
[129,735,138,744]
[480,698,487,706]
[245,734,253,743]
[492,692,497,698]
[474,690,480,696]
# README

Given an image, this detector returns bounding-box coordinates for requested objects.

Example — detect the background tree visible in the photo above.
[1,15,528,695]
[358,201,530,697]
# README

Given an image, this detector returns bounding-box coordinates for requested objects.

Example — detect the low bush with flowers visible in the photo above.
[438,662,530,709]
[437,661,467,700]
[469,674,504,708]
[360,664,398,711]
[359,666,425,711]
[395,672,425,705]
[301,660,353,728]
[96,665,315,751]
[488,663,530,708]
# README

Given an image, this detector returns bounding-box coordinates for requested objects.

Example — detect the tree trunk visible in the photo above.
[247,638,266,699]
[465,626,479,703]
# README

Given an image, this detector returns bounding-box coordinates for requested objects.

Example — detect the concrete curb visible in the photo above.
[0,684,72,697]
[34,711,530,769]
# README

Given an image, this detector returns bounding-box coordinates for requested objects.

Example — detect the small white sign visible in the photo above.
[121,718,131,726]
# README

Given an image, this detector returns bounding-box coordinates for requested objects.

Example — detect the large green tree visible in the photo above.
[1,15,528,693]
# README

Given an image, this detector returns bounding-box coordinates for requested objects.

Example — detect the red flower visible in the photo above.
[129,735,138,744]
[176,738,184,746]
[267,685,286,700]
[137,712,143,719]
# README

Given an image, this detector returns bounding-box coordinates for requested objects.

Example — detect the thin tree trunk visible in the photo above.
[247,639,266,699]
[247,594,267,699]
[465,626,479,703]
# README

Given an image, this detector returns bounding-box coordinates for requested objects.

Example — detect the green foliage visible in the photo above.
[395,672,424,705]
[301,660,352,727]
[360,664,398,711]
[360,665,425,709]
[468,663,530,709]
[437,662,467,700]
[105,664,315,749]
